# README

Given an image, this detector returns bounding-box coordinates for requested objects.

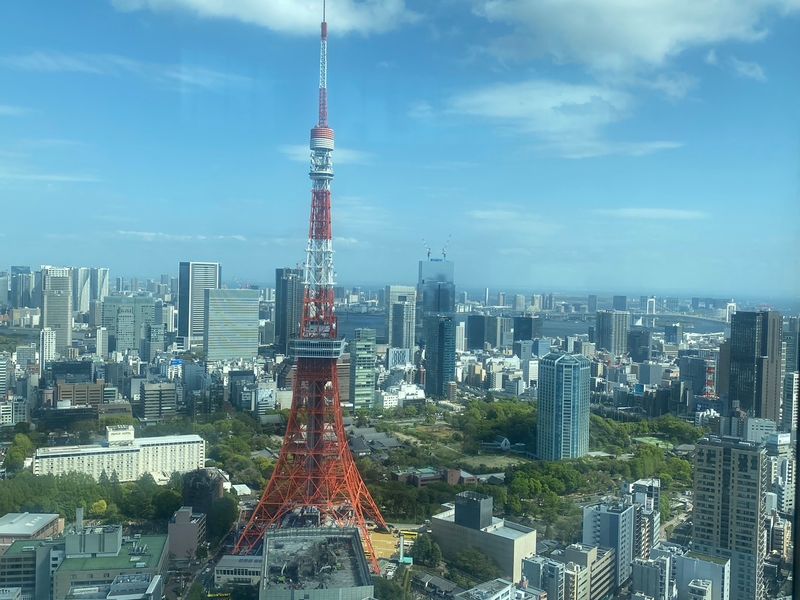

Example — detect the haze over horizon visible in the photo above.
[1,1,798,296]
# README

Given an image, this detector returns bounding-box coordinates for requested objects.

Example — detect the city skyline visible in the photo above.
[1,2,798,296]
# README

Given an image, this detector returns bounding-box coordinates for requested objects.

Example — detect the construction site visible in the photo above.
[259,528,374,600]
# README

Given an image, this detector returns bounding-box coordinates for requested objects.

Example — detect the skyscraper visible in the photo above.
[41,266,73,355]
[275,267,304,356]
[613,295,627,311]
[587,294,598,314]
[178,261,221,348]
[349,328,376,412]
[100,296,156,354]
[390,301,415,352]
[417,258,455,338]
[39,327,56,374]
[386,285,416,347]
[538,352,591,460]
[782,315,799,375]
[513,315,543,342]
[203,289,260,362]
[10,266,32,309]
[582,502,635,588]
[71,267,91,313]
[90,267,110,303]
[141,323,165,362]
[596,310,630,357]
[782,372,798,432]
[693,436,766,600]
[424,314,456,399]
[729,310,783,422]
[466,314,488,351]
[627,327,652,363]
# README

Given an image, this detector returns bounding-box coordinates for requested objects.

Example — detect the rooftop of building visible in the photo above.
[456,578,512,600]
[216,554,263,569]
[1,539,56,557]
[58,535,167,572]
[432,506,535,540]
[685,551,730,566]
[34,434,204,457]
[262,528,371,591]
[0,512,59,536]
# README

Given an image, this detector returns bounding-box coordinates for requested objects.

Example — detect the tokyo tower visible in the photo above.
[234,2,387,571]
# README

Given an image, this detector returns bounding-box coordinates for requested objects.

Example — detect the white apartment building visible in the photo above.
[32,425,205,483]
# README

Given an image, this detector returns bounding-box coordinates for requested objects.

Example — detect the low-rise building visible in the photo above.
[0,513,63,549]
[431,492,537,583]
[562,544,615,600]
[167,507,206,563]
[32,425,205,483]
[215,555,263,587]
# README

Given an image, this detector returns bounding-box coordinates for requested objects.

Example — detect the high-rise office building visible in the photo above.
[90,267,110,302]
[178,262,221,348]
[513,316,543,342]
[275,267,304,356]
[583,502,635,588]
[203,289,260,362]
[693,436,766,600]
[386,285,416,348]
[596,310,630,357]
[782,316,799,375]
[137,381,177,422]
[10,266,32,309]
[417,258,455,338]
[39,327,56,373]
[100,296,156,354]
[96,326,109,359]
[538,352,591,461]
[71,267,91,313]
[455,322,466,353]
[466,314,488,351]
[142,323,166,363]
[424,314,456,399]
[349,328,376,412]
[729,311,783,422]
[513,294,526,312]
[627,327,652,363]
[41,266,73,355]
[587,294,598,314]
[782,372,798,432]
[390,301,415,351]
[613,295,627,311]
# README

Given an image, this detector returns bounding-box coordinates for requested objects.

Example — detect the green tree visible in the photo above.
[152,488,183,521]
[90,499,108,517]
[451,548,503,582]
[373,576,409,600]
[208,494,239,544]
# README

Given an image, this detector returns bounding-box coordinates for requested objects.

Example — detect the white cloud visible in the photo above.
[472,0,799,72]
[593,208,708,220]
[279,144,372,165]
[468,207,560,235]
[408,100,434,119]
[111,0,418,35]
[448,79,681,158]
[0,170,100,183]
[0,51,249,90]
[0,104,30,117]
[729,56,767,81]
[116,230,247,242]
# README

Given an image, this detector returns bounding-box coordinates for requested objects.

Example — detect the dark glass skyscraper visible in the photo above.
[513,315,543,342]
[424,314,456,399]
[417,258,455,339]
[612,295,627,311]
[729,310,783,422]
[275,267,304,356]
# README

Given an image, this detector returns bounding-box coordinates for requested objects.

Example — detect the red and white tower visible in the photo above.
[234,3,387,571]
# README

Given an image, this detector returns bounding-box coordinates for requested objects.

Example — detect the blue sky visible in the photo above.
[1,1,798,297]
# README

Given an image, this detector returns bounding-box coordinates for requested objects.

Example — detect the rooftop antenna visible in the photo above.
[422,238,431,260]
[442,234,451,260]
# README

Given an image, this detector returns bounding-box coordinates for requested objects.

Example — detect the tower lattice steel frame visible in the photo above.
[234,3,387,572]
